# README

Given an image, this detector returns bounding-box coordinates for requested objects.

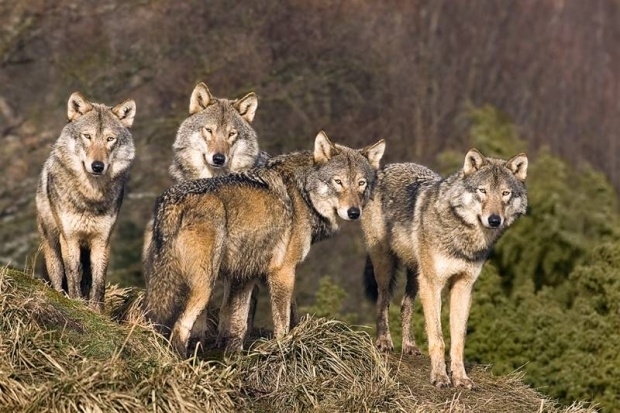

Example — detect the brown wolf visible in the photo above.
[362,149,528,388]
[36,92,136,311]
[144,131,385,356]
[142,81,275,345]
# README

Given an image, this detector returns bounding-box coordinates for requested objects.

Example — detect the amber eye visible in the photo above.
[478,188,486,194]
[334,179,342,185]
[204,127,213,134]
[106,136,116,142]
[502,191,511,197]
[229,130,237,138]
[83,133,91,140]
[358,180,366,187]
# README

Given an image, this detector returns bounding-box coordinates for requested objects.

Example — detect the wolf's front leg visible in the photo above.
[40,235,65,292]
[59,236,83,299]
[418,270,450,388]
[401,265,421,356]
[89,237,111,312]
[267,267,295,338]
[449,276,476,389]
[366,250,396,353]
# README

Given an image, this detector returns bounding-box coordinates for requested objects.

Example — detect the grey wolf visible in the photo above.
[36,92,136,312]
[142,81,270,344]
[142,81,262,257]
[144,131,385,356]
[362,148,528,389]
[168,81,262,181]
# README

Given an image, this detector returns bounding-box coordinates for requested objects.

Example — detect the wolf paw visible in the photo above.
[170,335,189,358]
[431,371,452,389]
[402,342,421,356]
[452,375,475,389]
[375,337,394,353]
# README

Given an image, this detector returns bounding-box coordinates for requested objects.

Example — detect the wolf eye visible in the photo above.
[478,188,486,194]
[106,136,116,142]
[83,133,91,140]
[334,179,343,186]
[358,180,367,187]
[502,191,511,197]
[228,130,237,138]
[204,127,213,134]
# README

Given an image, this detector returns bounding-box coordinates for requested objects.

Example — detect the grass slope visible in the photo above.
[0,267,595,413]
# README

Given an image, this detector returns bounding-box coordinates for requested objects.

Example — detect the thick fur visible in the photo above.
[36,92,136,312]
[144,131,385,356]
[362,149,528,389]
[143,82,263,258]
[142,81,266,344]
[169,81,262,181]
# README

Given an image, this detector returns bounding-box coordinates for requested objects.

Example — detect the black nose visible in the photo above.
[347,207,361,220]
[91,161,105,174]
[212,153,226,166]
[488,214,502,227]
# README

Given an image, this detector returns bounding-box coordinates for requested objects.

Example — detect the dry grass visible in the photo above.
[0,267,598,412]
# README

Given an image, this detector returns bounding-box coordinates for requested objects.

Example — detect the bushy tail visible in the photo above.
[363,255,379,302]
[363,254,397,303]
[143,200,187,337]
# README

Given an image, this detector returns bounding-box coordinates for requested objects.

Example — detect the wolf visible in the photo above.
[142,81,262,258]
[362,148,528,389]
[144,131,385,356]
[36,92,136,312]
[168,81,264,182]
[142,81,273,345]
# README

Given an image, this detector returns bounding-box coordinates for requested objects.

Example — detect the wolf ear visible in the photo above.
[506,153,528,181]
[234,92,258,123]
[360,139,386,170]
[314,131,339,164]
[463,148,487,176]
[112,99,137,128]
[67,92,93,121]
[189,82,214,115]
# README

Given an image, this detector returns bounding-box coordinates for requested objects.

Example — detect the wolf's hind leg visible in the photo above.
[170,228,220,357]
[401,265,421,355]
[217,278,255,350]
[267,266,296,338]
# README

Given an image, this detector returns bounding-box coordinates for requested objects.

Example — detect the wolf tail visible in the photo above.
[363,254,397,303]
[143,201,187,337]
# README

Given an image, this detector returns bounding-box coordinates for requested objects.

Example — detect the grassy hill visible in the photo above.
[0,267,595,413]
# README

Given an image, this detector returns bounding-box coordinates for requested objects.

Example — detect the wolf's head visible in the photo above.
[307,131,385,222]
[455,148,528,230]
[60,92,136,178]
[172,82,259,179]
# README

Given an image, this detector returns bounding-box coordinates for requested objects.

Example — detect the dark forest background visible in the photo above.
[2,1,620,410]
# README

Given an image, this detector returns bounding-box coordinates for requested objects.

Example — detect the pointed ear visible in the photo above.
[234,92,258,123]
[314,131,339,164]
[67,92,93,121]
[112,99,136,128]
[506,153,528,181]
[189,82,213,115]
[463,148,487,176]
[360,139,386,170]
